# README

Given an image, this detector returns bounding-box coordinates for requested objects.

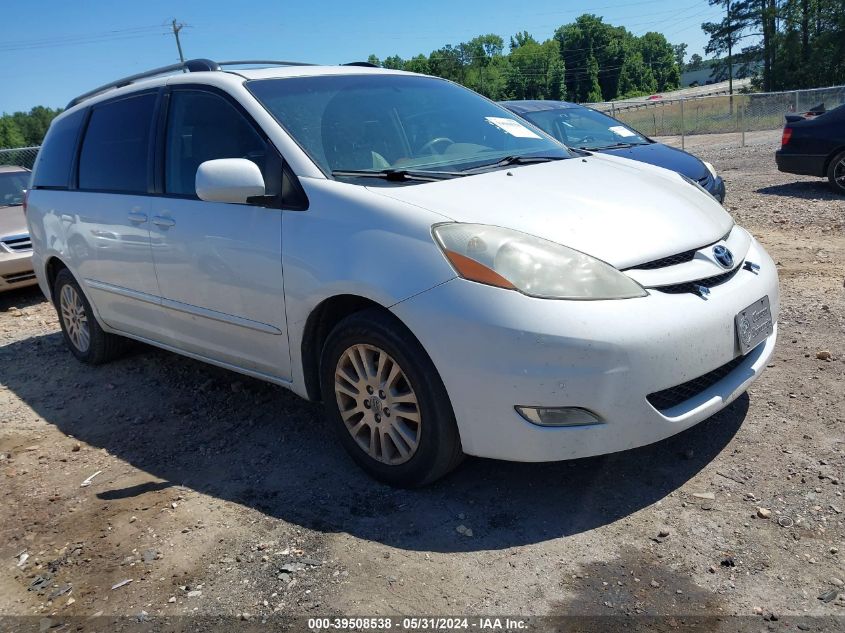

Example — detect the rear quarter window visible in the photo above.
[78,92,157,193]
[31,109,85,189]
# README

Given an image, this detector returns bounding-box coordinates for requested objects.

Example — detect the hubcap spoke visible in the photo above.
[334,343,421,465]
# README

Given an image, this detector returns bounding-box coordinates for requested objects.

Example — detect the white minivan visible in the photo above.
[26,59,778,486]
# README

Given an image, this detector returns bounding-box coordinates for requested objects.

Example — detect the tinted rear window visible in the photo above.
[31,109,85,189]
[78,92,156,193]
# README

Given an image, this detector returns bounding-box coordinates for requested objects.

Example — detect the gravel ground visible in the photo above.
[1,137,843,630]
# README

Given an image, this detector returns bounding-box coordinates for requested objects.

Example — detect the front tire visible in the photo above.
[320,308,463,487]
[53,268,126,365]
[827,150,845,194]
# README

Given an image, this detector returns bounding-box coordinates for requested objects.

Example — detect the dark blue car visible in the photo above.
[775,103,845,194]
[501,100,726,203]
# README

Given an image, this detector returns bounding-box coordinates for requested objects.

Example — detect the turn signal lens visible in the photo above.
[442,250,515,290]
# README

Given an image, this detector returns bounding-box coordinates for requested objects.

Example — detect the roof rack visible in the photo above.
[65,57,317,109]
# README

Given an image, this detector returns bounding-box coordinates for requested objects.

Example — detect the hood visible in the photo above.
[600,142,709,181]
[369,154,733,269]
[0,204,27,239]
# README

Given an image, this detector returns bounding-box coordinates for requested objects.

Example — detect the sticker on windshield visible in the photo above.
[485,117,542,139]
[609,125,637,138]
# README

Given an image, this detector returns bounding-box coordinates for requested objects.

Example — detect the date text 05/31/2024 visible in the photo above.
[307,617,528,630]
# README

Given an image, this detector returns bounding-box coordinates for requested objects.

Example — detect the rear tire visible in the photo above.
[320,308,463,487]
[827,150,845,194]
[53,268,126,365]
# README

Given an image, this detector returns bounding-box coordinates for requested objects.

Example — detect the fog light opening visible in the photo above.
[515,406,604,427]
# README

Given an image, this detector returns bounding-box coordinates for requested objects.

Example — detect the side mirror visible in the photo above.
[195,158,265,204]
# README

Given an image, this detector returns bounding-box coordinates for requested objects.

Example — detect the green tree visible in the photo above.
[617,51,657,97]
[428,45,464,82]
[0,117,26,149]
[673,43,688,70]
[368,13,689,102]
[6,106,62,146]
[382,55,404,70]
[584,53,603,102]
[403,54,431,75]
[687,53,704,71]
[504,37,564,100]
[640,32,681,91]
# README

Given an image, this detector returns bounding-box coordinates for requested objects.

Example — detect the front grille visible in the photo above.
[628,248,699,270]
[652,265,741,294]
[1,235,32,252]
[2,271,36,284]
[647,354,746,412]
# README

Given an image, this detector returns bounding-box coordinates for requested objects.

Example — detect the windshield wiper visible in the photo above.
[331,168,464,182]
[579,142,638,151]
[460,154,566,174]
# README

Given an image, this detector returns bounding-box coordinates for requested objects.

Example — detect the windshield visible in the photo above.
[0,171,29,207]
[519,106,650,150]
[247,74,571,179]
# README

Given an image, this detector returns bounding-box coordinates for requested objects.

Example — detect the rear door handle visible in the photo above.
[152,216,176,228]
[127,212,147,223]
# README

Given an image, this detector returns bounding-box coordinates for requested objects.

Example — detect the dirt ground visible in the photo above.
[1,135,844,630]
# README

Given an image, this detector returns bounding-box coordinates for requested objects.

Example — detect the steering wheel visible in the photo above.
[419,137,455,155]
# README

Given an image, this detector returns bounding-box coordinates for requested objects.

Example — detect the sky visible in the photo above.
[0,0,724,113]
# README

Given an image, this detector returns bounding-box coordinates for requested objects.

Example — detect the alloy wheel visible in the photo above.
[835,158,845,190]
[334,344,421,465]
[60,284,90,353]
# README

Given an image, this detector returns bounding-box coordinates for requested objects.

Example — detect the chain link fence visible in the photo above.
[591,85,845,150]
[0,146,40,170]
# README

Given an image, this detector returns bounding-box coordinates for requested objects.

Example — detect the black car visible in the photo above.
[775,103,845,194]
[501,100,726,202]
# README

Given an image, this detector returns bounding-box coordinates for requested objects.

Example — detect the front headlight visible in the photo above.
[703,161,717,179]
[432,223,647,300]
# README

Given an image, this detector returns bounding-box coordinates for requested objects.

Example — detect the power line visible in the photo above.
[0,26,163,53]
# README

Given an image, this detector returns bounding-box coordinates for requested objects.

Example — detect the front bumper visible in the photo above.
[391,237,779,462]
[0,250,37,292]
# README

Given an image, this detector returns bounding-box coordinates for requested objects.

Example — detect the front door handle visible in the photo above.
[127,212,147,223]
[152,216,176,228]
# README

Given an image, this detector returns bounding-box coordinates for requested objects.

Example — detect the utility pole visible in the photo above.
[171,19,186,66]
[726,0,733,96]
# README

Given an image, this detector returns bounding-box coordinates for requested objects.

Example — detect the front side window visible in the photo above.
[522,107,650,150]
[247,74,570,179]
[78,93,156,193]
[165,90,267,196]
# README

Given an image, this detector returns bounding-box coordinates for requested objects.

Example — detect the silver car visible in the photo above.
[0,165,37,292]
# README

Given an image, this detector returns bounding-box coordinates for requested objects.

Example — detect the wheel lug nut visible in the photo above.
[375,414,381,422]
[366,386,374,395]
[383,408,390,417]
[363,400,371,409]
[379,390,386,399]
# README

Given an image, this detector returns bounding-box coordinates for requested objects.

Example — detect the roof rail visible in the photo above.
[217,60,316,68]
[65,58,221,109]
[65,58,358,109]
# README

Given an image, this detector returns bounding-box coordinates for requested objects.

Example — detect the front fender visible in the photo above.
[283,178,457,397]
